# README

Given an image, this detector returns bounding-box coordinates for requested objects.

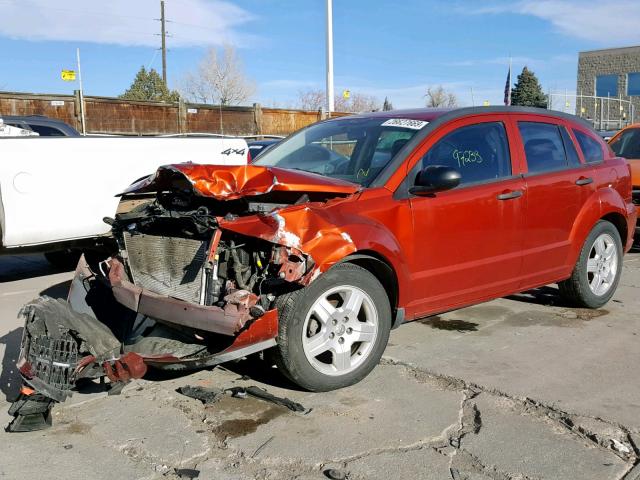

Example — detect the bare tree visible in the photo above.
[296,89,326,110]
[336,92,381,113]
[425,86,458,108]
[181,45,255,105]
[295,89,381,112]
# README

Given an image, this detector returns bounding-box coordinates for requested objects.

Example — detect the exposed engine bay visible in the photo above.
[7,164,358,432]
[111,186,326,317]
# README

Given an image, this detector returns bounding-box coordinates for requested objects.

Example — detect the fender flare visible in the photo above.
[568,187,629,266]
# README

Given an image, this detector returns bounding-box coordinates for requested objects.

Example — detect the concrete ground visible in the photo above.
[1,252,640,480]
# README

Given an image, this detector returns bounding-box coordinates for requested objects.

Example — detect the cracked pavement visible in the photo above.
[1,252,640,479]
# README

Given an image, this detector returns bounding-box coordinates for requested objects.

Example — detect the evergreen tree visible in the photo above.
[120,67,180,102]
[510,67,547,108]
[383,97,394,111]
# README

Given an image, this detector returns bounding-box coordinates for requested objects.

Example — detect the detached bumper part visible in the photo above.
[6,393,53,433]
[6,255,279,432]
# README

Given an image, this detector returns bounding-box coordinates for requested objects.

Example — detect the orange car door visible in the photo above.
[514,119,595,287]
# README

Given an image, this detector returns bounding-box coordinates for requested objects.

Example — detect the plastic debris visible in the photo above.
[225,386,306,413]
[176,385,224,404]
[173,468,200,479]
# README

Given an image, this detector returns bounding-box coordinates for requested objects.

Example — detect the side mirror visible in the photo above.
[409,165,461,196]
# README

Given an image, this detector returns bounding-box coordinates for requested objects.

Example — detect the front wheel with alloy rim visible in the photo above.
[273,263,391,392]
[559,220,623,308]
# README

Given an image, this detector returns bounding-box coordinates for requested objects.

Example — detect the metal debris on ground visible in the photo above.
[176,385,224,404]
[225,386,307,413]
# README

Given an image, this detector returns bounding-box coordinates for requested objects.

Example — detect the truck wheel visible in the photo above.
[273,263,391,392]
[559,220,623,308]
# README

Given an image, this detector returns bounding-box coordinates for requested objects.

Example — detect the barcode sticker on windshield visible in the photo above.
[381,118,428,130]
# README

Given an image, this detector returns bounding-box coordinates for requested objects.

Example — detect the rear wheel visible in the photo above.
[559,220,623,308]
[273,263,391,391]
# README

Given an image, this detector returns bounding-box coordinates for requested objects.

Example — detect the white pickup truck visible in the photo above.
[0,136,248,262]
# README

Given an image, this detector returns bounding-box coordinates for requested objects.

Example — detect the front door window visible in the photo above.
[420,122,511,185]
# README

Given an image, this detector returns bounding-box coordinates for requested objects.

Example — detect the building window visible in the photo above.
[595,74,618,97]
[628,73,640,96]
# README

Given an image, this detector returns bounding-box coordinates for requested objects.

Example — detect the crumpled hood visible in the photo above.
[120,163,360,200]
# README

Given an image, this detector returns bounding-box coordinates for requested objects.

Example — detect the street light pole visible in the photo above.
[326,0,334,114]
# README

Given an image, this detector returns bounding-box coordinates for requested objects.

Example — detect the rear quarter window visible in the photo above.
[573,130,604,164]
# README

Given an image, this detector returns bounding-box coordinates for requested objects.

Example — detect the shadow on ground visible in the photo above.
[143,354,302,391]
[0,254,69,283]
[219,356,304,391]
[0,327,23,402]
[40,279,72,299]
[505,285,574,307]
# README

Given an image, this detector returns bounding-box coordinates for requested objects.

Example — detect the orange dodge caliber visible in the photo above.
[609,123,640,235]
[8,107,636,431]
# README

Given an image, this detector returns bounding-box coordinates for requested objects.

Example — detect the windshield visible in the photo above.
[253,116,426,186]
[610,128,640,159]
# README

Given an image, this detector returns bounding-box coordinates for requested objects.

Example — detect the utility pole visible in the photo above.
[160,0,167,85]
[325,0,334,114]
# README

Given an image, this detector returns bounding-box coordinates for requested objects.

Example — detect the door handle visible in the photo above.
[575,177,594,186]
[497,190,523,200]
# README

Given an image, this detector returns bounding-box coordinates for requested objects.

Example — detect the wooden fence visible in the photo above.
[0,91,348,136]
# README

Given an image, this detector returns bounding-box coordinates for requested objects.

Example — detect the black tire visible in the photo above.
[559,220,623,308]
[273,263,392,392]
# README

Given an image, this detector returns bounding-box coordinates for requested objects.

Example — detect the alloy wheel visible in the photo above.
[586,232,618,296]
[301,285,378,376]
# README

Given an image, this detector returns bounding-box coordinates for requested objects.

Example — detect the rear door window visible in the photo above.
[421,122,511,186]
[518,122,569,174]
[574,130,604,164]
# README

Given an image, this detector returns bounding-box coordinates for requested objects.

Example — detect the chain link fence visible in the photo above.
[547,91,636,131]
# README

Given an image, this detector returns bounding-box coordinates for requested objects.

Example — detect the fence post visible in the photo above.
[178,99,187,134]
[73,89,82,132]
[253,103,263,136]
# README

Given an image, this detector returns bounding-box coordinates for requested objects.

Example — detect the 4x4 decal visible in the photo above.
[221,148,246,156]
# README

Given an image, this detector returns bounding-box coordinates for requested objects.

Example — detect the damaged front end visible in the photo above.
[7,164,359,432]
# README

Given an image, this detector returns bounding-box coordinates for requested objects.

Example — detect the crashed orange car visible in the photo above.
[8,107,635,431]
[609,124,640,235]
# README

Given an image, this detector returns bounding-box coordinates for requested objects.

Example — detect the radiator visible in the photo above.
[123,232,208,304]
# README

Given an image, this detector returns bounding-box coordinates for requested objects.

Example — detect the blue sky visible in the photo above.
[0,0,639,108]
